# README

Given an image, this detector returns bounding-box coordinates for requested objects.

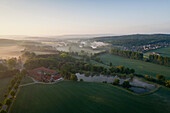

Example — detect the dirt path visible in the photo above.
[19,82,36,87]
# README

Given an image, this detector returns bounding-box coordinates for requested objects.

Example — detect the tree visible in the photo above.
[129,73,134,78]
[7,58,17,69]
[0,64,8,72]
[5,98,12,106]
[22,51,35,59]
[156,75,165,82]
[165,80,170,88]
[60,53,67,57]
[0,110,7,113]
[130,69,135,74]
[10,91,16,97]
[122,81,131,88]
[0,102,2,107]
[8,86,12,92]
[117,66,125,73]
[109,62,112,66]
[145,75,150,80]
[21,69,28,77]
[86,57,90,62]
[70,74,78,81]
[14,84,19,90]
[80,79,84,82]
[113,79,120,85]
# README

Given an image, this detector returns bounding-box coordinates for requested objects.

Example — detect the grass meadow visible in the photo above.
[98,54,170,79]
[11,81,170,113]
[21,76,34,85]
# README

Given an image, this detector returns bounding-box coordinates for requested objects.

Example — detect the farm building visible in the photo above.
[29,67,62,82]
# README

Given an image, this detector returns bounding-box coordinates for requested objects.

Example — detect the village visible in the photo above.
[120,42,169,54]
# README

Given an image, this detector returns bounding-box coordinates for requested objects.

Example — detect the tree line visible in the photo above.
[0,69,27,113]
[110,48,143,60]
[95,34,170,47]
[135,74,170,88]
[110,48,170,66]
[149,55,170,66]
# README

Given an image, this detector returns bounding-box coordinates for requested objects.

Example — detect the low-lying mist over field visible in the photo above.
[0,46,24,59]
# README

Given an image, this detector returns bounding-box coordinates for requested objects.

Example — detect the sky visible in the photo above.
[0,0,170,36]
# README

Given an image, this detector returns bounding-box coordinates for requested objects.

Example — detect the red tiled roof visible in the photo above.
[53,76,61,80]
[35,78,42,81]
[46,76,51,80]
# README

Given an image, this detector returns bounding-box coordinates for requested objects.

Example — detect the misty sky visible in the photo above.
[0,0,170,36]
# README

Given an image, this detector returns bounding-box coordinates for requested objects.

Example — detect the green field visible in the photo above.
[21,76,34,85]
[98,54,170,79]
[144,47,170,57]
[11,81,170,113]
[0,77,12,102]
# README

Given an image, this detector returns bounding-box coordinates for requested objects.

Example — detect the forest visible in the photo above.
[94,34,170,47]
[110,48,143,60]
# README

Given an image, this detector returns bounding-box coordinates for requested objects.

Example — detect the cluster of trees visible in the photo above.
[110,48,170,66]
[140,74,170,88]
[149,55,170,66]
[0,64,8,72]
[111,49,143,60]
[6,58,17,69]
[22,51,36,59]
[0,70,27,113]
[24,52,135,80]
[24,53,79,79]
[112,79,131,88]
[109,66,135,75]
[122,81,131,88]
[0,57,23,73]
[23,44,57,52]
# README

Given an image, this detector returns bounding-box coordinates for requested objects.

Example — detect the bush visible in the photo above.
[122,81,131,88]
[10,91,16,97]
[14,84,19,90]
[0,102,2,107]
[165,80,170,88]
[80,79,84,82]
[70,74,78,81]
[8,86,12,92]
[156,75,165,82]
[0,110,7,113]
[5,98,12,106]
[113,79,120,85]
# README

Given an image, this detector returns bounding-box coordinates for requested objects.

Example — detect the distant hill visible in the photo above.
[0,39,21,46]
[92,34,170,47]
[93,34,170,41]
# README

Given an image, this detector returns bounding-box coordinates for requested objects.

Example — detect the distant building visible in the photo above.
[151,52,160,56]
